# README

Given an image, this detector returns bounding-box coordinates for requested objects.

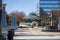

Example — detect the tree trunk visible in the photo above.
[38,19,41,26]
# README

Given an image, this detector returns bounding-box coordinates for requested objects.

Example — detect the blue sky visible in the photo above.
[3,0,39,15]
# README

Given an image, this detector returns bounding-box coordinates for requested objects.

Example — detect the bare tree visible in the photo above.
[10,11,25,17]
[31,7,45,26]
[9,11,26,22]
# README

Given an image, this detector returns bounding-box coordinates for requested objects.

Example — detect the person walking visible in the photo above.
[7,26,15,40]
[7,29,14,40]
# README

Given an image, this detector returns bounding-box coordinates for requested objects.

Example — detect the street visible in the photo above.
[14,28,60,36]
[13,28,60,40]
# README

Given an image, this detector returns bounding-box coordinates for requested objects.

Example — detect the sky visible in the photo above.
[3,0,59,15]
[3,0,39,15]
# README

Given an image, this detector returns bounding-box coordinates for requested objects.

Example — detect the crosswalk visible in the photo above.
[13,36,60,40]
[13,39,60,40]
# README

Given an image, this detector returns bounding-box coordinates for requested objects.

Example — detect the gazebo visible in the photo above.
[23,14,40,22]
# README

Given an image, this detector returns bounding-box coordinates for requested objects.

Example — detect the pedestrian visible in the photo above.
[7,29,14,40]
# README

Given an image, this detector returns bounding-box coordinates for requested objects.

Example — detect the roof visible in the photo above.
[24,14,39,19]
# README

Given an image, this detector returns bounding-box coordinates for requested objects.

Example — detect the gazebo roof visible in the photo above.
[24,14,39,19]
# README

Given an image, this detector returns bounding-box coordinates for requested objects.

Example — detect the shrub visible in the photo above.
[38,25,45,28]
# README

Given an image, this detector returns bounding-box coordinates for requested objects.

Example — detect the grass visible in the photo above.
[20,25,45,28]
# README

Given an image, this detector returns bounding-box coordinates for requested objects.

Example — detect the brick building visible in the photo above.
[51,10,60,26]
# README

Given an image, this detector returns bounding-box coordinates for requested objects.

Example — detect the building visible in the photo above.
[0,0,2,25]
[0,7,2,25]
[51,10,60,26]
[0,0,2,7]
[39,0,60,26]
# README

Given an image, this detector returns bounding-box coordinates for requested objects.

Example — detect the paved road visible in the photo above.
[13,28,60,40]
[14,28,60,36]
[14,39,60,40]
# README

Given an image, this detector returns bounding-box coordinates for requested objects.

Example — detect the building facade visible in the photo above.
[51,10,60,26]
[0,0,2,25]
[39,0,60,26]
